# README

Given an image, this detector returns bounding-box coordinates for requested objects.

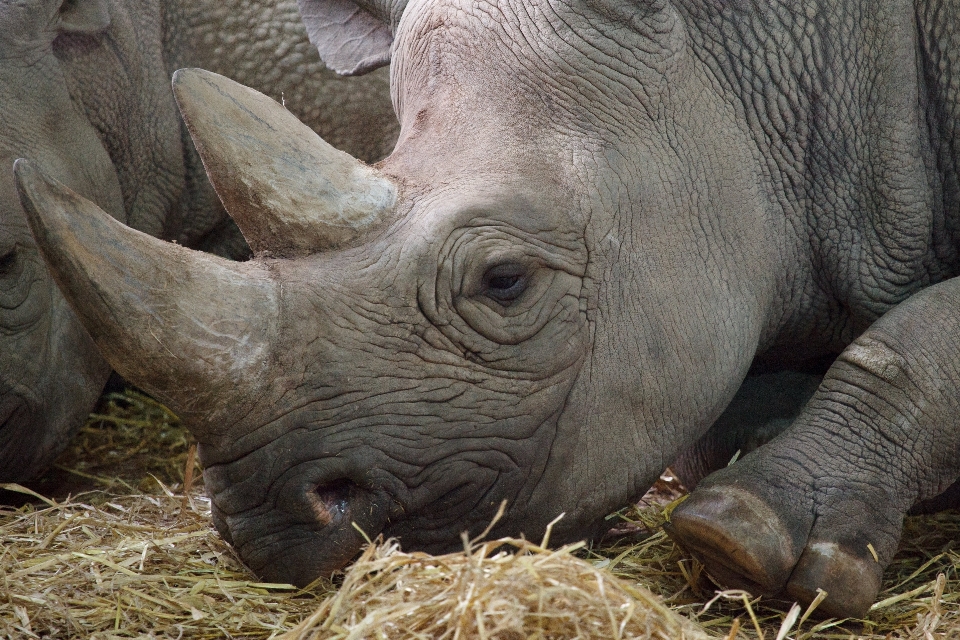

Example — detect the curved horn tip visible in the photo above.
[14,157,43,199]
[171,67,217,93]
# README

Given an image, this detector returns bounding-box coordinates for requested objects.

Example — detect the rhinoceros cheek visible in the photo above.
[0,318,110,481]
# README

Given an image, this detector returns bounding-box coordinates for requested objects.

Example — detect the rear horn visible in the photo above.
[173,68,398,257]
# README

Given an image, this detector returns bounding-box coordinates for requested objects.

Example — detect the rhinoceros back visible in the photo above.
[680,0,960,360]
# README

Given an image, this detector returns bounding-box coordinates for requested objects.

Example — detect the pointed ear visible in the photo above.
[57,0,111,35]
[297,0,408,76]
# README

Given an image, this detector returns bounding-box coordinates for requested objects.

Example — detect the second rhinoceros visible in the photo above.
[16,0,960,620]
[0,0,398,482]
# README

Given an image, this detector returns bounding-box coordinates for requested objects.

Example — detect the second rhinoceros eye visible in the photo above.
[0,246,19,278]
[482,263,528,304]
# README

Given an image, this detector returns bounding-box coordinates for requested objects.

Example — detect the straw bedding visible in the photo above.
[0,390,957,639]
[280,532,711,640]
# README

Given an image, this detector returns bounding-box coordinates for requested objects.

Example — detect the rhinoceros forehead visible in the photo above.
[392,0,685,132]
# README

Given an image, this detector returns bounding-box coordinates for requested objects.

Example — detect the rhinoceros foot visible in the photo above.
[785,541,882,619]
[664,486,798,595]
[666,483,883,619]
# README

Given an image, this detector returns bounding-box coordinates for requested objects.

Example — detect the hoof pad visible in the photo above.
[786,542,882,619]
[665,486,799,594]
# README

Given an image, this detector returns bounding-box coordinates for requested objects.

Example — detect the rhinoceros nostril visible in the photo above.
[313,479,355,526]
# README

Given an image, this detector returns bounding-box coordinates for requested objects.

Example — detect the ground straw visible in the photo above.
[280,520,711,640]
[1,389,959,638]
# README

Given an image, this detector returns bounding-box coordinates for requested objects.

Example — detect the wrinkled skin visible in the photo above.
[16,0,960,620]
[0,0,159,480]
[166,0,397,163]
[0,0,397,481]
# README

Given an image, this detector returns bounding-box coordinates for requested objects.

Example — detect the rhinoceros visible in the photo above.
[15,0,960,619]
[0,0,397,481]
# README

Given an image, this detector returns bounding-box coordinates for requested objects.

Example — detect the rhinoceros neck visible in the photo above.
[679,0,956,360]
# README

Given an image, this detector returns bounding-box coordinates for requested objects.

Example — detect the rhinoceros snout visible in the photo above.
[207,468,398,587]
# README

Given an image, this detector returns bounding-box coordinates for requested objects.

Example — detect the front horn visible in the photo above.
[173,68,398,258]
[15,159,278,440]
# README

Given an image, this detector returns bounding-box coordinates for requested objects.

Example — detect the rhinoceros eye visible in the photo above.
[0,246,18,277]
[482,263,528,304]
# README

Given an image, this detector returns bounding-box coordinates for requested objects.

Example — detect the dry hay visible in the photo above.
[1,388,959,639]
[0,486,325,639]
[22,391,197,498]
[280,519,710,640]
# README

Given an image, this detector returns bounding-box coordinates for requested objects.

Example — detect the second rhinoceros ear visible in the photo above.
[297,0,408,75]
[173,68,398,257]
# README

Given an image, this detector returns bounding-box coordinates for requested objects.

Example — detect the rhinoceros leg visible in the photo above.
[666,277,960,618]
[672,371,823,489]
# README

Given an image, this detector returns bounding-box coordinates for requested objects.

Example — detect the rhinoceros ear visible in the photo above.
[173,68,398,257]
[297,0,408,75]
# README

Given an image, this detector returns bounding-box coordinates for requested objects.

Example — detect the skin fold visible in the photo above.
[0,0,398,481]
[14,0,960,619]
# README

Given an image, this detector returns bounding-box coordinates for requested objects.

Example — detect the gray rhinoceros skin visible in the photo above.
[0,0,397,481]
[15,0,960,620]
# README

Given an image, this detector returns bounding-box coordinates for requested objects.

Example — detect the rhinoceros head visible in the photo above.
[0,0,187,481]
[18,0,777,585]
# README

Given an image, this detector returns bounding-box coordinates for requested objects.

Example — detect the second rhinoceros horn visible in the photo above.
[173,68,398,257]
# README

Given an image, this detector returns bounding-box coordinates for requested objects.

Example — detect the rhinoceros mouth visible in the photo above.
[0,385,38,436]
